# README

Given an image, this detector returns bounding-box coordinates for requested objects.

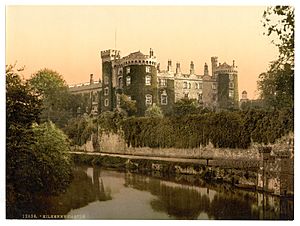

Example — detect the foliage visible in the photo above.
[145,104,163,118]
[258,6,294,109]
[262,6,294,66]
[6,65,73,218]
[64,116,97,146]
[6,64,42,216]
[30,122,73,195]
[173,98,200,117]
[28,68,79,127]
[119,94,137,116]
[121,109,293,149]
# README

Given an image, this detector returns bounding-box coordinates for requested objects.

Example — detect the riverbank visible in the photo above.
[70,152,258,192]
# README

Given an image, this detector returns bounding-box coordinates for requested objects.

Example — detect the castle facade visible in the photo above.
[70,48,239,116]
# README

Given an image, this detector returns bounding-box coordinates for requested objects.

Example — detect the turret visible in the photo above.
[211,56,218,78]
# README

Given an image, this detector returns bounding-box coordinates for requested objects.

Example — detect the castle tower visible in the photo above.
[211,57,218,78]
[190,61,195,75]
[204,63,209,76]
[176,62,181,74]
[100,49,121,112]
[121,50,158,116]
[215,60,239,110]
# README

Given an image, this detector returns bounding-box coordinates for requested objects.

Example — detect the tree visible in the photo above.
[6,65,73,218]
[119,94,137,116]
[173,98,200,117]
[28,68,78,127]
[145,104,163,118]
[258,6,294,109]
[6,64,43,217]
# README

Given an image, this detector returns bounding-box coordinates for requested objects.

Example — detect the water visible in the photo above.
[28,165,293,220]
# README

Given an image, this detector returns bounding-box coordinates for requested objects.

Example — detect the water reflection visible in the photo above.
[26,165,293,219]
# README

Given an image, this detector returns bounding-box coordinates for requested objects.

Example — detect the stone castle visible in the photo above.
[69,48,239,116]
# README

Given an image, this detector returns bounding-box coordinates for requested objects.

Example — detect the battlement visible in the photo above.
[101,49,121,62]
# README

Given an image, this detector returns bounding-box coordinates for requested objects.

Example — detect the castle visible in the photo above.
[69,48,239,116]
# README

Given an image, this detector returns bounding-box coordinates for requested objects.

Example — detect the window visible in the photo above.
[126,67,130,74]
[104,76,109,85]
[188,83,191,89]
[229,82,234,89]
[104,87,109,96]
[212,83,217,90]
[118,77,123,88]
[198,93,203,101]
[104,99,109,106]
[229,90,234,98]
[116,95,121,106]
[229,74,233,81]
[195,83,199,89]
[126,76,131,86]
[199,83,203,89]
[146,66,151,73]
[184,93,189,98]
[160,79,166,87]
[161,94,168,105]
[184,82,188,89]
[145,75,151,85]
[145,94,152,106]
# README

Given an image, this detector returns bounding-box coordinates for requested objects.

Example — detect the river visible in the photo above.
[26,165,293,220]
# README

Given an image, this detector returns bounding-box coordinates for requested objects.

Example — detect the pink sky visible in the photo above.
[6,6,279,99]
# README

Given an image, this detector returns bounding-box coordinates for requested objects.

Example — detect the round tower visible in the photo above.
[121,50,158,116]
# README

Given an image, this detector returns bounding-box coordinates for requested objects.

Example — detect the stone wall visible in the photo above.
[99,132,259,161]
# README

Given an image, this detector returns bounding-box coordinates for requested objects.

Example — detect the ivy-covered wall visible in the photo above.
[101,61,113,112]
[158,79,175,116]
[121,109,293,149]
[122,64,158,116]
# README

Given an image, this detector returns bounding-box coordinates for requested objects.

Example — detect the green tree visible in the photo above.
[28,68,78,127]
[173,98,200,117]
[6,64,42,217]
[119,94,137,116]
[145,104,163,118]
[6,66,73,218]
[258,6,294,109]
[30,122,73,195]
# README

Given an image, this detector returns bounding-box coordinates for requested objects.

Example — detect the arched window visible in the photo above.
[126,76,131,86]
[145,75,151,85]
[161,92,168,105]
[118,77,123,88]
[145,94,152,106]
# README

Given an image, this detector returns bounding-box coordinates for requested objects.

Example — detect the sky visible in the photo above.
[6,5,279,99]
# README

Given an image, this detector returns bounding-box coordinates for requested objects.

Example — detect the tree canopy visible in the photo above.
[258,6,294,109]
[28,68,80,127]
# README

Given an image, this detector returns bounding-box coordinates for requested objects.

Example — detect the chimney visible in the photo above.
[204,63,209,76]
[167,60,172,72]
[176,62,181,74]
[90,74,94,84]
[190,61,195,75]
[150,48,154,57]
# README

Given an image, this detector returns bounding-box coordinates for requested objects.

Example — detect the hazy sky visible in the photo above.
[6,5,279,99]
